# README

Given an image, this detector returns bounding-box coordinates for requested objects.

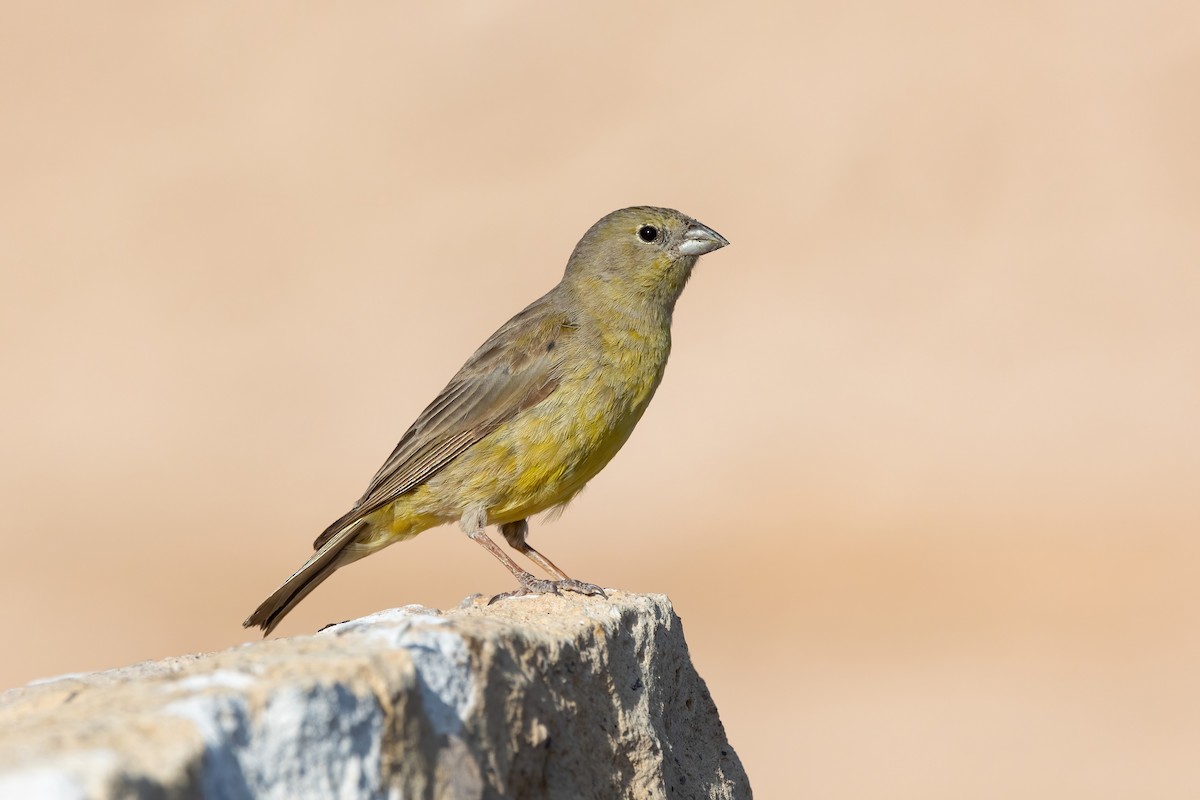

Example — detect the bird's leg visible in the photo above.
[500,519,570,579]
[461,506,541,586]
[491,519,607,604]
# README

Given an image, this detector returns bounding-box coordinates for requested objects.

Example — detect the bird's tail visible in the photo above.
[243,516,370,636]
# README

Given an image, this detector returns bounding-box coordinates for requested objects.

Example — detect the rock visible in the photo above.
[0,592,751,799]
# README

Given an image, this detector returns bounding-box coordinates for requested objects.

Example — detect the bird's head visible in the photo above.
[563,206,729,315]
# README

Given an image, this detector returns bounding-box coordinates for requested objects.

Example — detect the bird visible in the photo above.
[243,206,729,635]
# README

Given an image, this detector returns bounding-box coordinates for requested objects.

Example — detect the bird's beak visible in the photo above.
[678,221,730,256]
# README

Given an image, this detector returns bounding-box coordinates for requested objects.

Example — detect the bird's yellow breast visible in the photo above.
[417,316,671,525]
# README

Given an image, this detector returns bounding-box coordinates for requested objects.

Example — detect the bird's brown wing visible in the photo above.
[313,295,570,549]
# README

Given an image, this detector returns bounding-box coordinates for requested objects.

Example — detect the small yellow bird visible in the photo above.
[244,206,728,634]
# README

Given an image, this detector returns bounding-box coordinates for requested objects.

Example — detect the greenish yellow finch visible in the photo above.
[244,206,728,634]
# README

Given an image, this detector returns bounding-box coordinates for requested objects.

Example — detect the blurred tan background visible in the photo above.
[2,2,1198,797]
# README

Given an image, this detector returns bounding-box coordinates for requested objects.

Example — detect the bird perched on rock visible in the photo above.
[244,206,729,634]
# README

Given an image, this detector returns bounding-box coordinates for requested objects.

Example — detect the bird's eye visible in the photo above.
[637,225,659,243]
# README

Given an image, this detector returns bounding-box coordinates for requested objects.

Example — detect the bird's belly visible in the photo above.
[420,358,663,524]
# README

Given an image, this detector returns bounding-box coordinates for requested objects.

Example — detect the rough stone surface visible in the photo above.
[0,592,751,799]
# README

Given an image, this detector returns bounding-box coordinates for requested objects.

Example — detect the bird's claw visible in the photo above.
[554,578,607,598]
[488,573,607,605]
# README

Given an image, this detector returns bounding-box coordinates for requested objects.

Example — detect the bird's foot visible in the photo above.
[488,572,608,605]
[554,578,607,598]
